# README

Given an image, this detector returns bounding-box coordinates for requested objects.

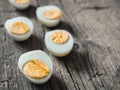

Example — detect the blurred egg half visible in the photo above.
[36,5,62,27]
[8,0,31,10]
[5,16,34,41]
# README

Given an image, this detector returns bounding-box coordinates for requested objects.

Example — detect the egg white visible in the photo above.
[36,5,62,27]
[45,30,74,57]
[18,50,53,84]
[8,0,30,10]
[5,16,34,41]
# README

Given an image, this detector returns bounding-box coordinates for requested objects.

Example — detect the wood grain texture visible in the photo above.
[0,0,120,90]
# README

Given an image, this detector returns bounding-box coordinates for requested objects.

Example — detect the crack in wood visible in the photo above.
[64,62,80,90]
[0,80,9,83]
[80,41,112,90]
[0,24,3,28]
[83,6,110,11]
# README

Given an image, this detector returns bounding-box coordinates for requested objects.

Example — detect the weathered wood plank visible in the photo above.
[1,0,120,90]
[40,0,120,90]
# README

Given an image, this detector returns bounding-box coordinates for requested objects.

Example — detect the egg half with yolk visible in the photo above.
[36,5,62,27]
[18,50,53,84]
[8,0,31,10]
[45,30,74,57]
[5,16,34,41]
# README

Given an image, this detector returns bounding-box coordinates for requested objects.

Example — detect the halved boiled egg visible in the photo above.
[18,50,53,84]
[5,16,34,41]
[36,5,62,27]
[45,29,74,57]
[8,0,31,10]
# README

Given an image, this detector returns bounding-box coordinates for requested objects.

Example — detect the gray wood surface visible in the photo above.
[0,0,120,90]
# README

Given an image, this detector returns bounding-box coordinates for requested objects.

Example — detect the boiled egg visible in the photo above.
[18,50,53,84]
[45,29,74,57]
[36,5,62,27]
[5,16,34,41]
[8,0,31,10]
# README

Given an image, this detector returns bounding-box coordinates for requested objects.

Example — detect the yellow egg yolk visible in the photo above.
[23,59,50,79]
[51,31,69,44]
[44,9,62,20]
[9,21,29,35]
[15,0,30,4]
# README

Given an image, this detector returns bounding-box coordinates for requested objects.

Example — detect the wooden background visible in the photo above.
[0,0,120,90]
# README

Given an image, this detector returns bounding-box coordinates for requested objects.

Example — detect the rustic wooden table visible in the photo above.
[1,0,120,90]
